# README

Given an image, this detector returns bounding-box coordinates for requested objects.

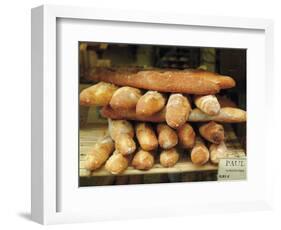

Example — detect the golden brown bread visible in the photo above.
[209,141,228,164]
[84,136,114,171]
[136,91,166,116]
[102,106,246,123]
[188,107,247,123]
[177,123,196,149]
[105,151,129,174]
[159,148,180,167]
[166,94,191,128]
[102,106,166,122]
[190,137,210,165]
[108,119,134,141]
[194,95,221,115]
[199,121,224,144]
[87,68,235,94]
[80,82,118,106]
[132,149,154,170]
[109,86,142,110]
[157,124,178,149]
[115,133,136,155]
[135,123,158,151]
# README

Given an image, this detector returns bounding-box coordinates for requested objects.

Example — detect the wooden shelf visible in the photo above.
[80,124,246,177]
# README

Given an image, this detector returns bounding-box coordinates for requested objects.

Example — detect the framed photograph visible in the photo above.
[31,5,274,225]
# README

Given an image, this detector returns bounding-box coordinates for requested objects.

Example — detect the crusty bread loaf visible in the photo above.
[194,95,221,115]
[166,94,191,128]
[199,121,224,144]
[105,151,129,174]
[136,91,166,116]
[84,136,114,171]
[108,119,134,141]
[87,68,235,94]
[102,106,166,122]
[135,123,158,151]
[159,148,180,167]
[177,123,196,149]
[190,137,210,165]
[209,141,228,164]
[110,86,142,110]
[102,106,246,123]
[157,124,178,149]
[132,149,154,170]
[188,107,247,123]
[80,82,118,106]
[115,133,136,155]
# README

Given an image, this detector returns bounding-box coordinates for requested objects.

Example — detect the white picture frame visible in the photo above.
[31,4,274,225]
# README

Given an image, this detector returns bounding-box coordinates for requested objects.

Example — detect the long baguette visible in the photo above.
[188,107,247,123]
[87,68,235,94]
[102,105,166,122]
[101,106,246,123]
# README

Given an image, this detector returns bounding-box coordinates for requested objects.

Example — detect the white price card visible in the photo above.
[217,158,247,181]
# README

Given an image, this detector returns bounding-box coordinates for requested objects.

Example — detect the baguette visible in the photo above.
[108,119,134,141]
[188,107,247,123]
[199,121,224,144]
[84,136,114,171]
[159,148,180,167]
[157,124,178,149]
[87,68,235,94]
[105,151,129,175]
[194,95,220,115]
[80,82,118,106]
[135,123,158,151]
[132,149,154,170]
[166,94,191,128]
[177,123,196,149]
[190,137,210,165]
[136,91,166,116]
[115,133,136,155]
[102,106,246,123]
[110,86,142,110]
[209,141,228,164]
[102,106,166,122]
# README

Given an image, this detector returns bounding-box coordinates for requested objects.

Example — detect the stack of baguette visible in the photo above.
[81,68,246,175]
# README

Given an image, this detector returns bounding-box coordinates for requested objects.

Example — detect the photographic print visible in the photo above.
[79,42,247,186]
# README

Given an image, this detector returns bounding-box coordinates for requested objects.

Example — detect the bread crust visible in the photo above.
[190,138,210,165]
[105,151,129,174]
[80,82,118,106]
[135,123,158,151]
[110,86,142,110]
[157,124,178,149]
[84,136,114,171]
[132,149,154,170]
[102,106,246,123]
[159,148,180,167]
[177,123,196,149]
[136,91,166,116]
[209,141,228,164]
[166,94,191,128]
[87,68,235,94]
[194,95,221,115]
[199,121,225,144]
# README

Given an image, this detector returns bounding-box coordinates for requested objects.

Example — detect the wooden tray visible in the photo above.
[79,123,245,177]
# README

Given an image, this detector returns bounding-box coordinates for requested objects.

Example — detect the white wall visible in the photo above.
[0,0,280,229]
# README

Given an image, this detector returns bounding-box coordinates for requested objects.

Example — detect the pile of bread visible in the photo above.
[80,68,246,175]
